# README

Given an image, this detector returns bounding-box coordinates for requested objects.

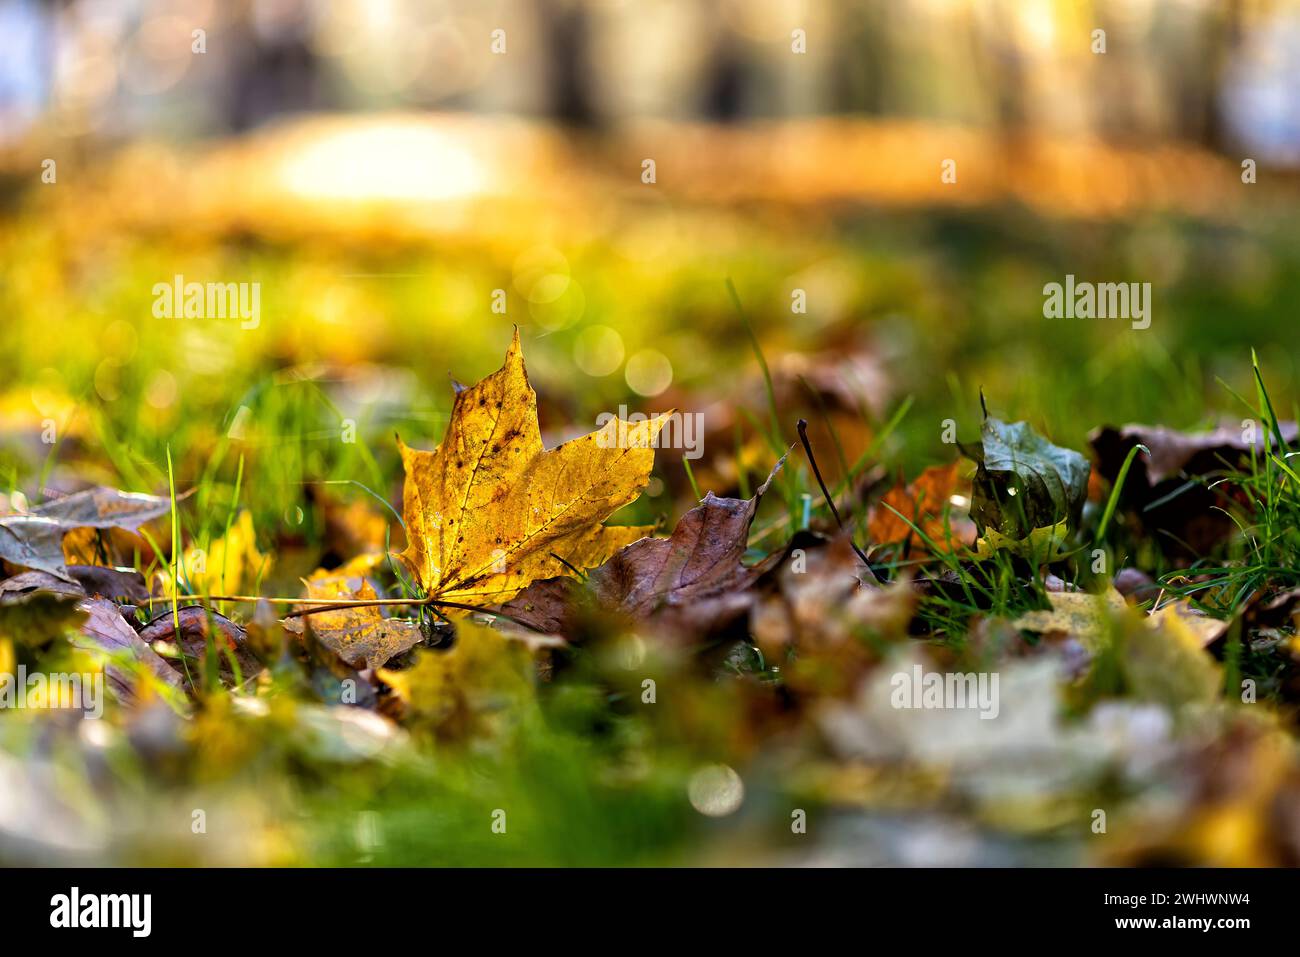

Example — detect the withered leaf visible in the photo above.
[67,565,150,604]
[398,329,664,608]
[138,606,264,690]
[0,487,176,582]
[1091,421,1298,487]
[1011,588,1128,651]
[867,461,974,548]
[73,598,188,707]
[751,532,916,696]
[501,457,786,638]
[291,574,423,670]
[1090,421,1299,555]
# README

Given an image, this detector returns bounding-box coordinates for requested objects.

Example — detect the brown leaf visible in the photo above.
[0,487,177,581]
[866,461,974,548]
[290,575,424,671]
[500,457,786,639]
[1090,421,1298,555]
[73,598,188,706]
[1092,421,1298,487]
[137,606,265,690]
[0,570,85,600]
[67,565,150,604]
[751,533,917,696]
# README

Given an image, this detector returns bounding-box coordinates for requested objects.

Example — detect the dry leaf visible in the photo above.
[293,573,423,670]
[501,457,786,638]
[398,329,664,608]
[1147,600,1231,649]
[752,533,916,696]
[1011,588,1128,650]
[73,597,188,707]
[867,461,973,548]
[1118,605,1223,708]
[1089,421,1299,556]
[137,606,265,690]
[1,487,176,581]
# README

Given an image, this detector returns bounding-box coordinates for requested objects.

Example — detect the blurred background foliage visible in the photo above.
[1,0,1299,865]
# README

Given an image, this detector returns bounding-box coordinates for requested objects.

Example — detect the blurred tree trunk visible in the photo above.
[542,0,597,128]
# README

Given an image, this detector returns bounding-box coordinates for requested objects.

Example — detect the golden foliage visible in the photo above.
[398,330,664,607]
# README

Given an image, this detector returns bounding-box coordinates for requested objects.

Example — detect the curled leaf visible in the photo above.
[0,487,177,582]
[291,574,423,670]
[962,418,1089,541]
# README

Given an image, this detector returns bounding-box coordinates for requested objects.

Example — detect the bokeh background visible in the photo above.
[2,0,1300,865]
[2,0,1299,514]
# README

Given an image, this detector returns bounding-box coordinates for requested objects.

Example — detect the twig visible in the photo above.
[796,418,878,580]
[146,592,545,631]
[145,594,421,607]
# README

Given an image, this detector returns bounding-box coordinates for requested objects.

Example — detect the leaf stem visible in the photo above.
[143,593,546,631]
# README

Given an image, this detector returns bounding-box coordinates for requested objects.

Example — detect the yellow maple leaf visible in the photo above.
[398,329,666,608]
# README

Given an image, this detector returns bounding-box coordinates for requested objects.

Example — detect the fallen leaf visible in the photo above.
[1147,600,1231,649]
[299,620,378,710]
[501,457,786,638]
[137,606,265,690]
[0,487,176,581]
[398,329,664,608]
[72,597,188,707]
[1089,421,1298,555]
[0,569,85,600]
[974,520,1073,565]
[67,565,150,604]
[1091,421,1298,487]
[752,532,917,696]
[1014,589,1224,705]
[292,574,423,670]
[867,461,974,548]
[962,417,1089,541]
[1118,605,1223,708]
[1011,588,1128,651]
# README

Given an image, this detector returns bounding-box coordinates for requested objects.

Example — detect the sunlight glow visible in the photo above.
[277,120,488,203]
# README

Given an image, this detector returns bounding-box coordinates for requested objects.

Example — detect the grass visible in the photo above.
[3,185,1300,864]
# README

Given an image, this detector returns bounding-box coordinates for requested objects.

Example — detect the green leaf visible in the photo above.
[962,418,1089,540]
